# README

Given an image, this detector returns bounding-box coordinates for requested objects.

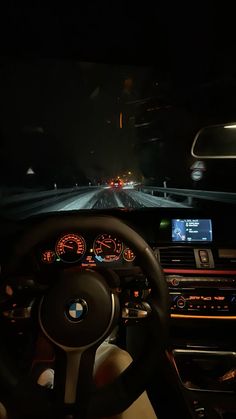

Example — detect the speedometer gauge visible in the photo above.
[93,234,123,262]
[56,233,86,263]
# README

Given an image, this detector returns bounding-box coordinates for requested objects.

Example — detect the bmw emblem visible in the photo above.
[65,299,88,322]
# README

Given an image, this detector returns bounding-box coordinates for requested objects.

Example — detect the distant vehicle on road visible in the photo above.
[110,179,123,188]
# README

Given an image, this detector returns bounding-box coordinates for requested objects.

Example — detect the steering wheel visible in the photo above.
[0,215,170,419]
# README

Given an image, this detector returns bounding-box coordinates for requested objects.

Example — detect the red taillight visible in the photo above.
[111,182,114,186]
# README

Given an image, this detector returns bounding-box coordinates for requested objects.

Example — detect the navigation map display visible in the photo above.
[172,219,212,242]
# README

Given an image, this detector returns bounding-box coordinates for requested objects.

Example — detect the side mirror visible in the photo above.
[191,123,236,159]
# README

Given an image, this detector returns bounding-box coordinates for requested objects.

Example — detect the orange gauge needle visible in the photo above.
[97,241,111,249]
[63,244,74,250]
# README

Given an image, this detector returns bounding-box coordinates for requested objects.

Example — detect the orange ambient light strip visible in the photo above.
[171,313,236,320]
[164,269,236,275]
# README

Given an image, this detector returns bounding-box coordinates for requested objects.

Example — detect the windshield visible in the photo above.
[0,59,236,218]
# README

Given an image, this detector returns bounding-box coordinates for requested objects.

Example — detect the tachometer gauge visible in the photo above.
[93,234,123,262]
[123,247,135,262]
[56,233,86,263]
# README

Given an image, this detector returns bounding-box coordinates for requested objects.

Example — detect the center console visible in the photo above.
[166,274,236,416]
[154,218,236,319]
[167,275,236,318]
[155,218,236,417]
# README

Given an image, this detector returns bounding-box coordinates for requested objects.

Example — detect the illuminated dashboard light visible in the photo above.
[41,250,56,264]
[123,247,135,262]
[55,233,86,263]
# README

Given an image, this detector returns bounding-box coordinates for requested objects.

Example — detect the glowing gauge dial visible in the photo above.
[56,233,86,263]
[93,234,123,262]
[123,248,136,262]
[41,250,56,264]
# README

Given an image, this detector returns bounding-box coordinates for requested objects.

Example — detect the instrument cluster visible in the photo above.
[39,232,136,267]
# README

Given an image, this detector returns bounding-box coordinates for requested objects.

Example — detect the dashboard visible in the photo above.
[27,210,236,322]
[26,211,236,320]
[35,218,213,269]
[1,207,236,316]
[36,232,136,268]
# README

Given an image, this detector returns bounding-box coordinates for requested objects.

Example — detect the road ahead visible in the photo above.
[36,187,189,213]
[1,186,189,219]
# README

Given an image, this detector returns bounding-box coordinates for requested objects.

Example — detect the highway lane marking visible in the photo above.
[113,192,125,208]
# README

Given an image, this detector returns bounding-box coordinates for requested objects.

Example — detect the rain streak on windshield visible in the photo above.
[0,59,236,218]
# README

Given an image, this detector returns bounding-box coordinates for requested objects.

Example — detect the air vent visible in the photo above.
[214,249,236,270]
[157,247,196,269]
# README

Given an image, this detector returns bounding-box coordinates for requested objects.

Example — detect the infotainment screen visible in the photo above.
[172,219,212,242]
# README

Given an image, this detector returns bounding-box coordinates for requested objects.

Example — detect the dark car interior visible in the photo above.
[1,5,236,419]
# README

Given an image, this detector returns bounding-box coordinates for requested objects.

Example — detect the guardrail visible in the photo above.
[136,186,236,205]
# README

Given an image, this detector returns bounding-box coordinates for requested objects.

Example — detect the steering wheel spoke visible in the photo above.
[64,350,84,404]
[52,346,97,417]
